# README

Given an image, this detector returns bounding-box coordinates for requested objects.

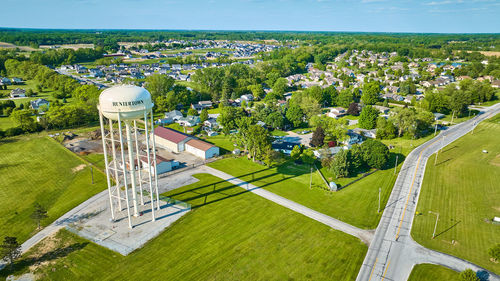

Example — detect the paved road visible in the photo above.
[0,190,109,270]
[200,166,374,245]
[356,103,500,281]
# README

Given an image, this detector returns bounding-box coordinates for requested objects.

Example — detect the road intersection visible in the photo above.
[356,103,500,281]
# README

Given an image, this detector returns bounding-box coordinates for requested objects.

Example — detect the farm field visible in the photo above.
[0,135,106,242]
[1,174,367,281]
[411,114,500,274]
[408,264,459,281]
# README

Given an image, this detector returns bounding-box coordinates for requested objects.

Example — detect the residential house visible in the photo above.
[343,130,364,145]
[10,88,26,98]
[353,128,377,139]
[381,93,404,102]
[177,115,200,127]
[30,98,50,111]
[327,107,346,119]
[198,100,213,109]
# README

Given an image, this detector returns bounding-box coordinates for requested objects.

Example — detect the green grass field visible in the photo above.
[209,157,392,229]
[201,134,238,154]
[0,116,16,130]
[408,264,459,281]
[412,114,500,274]
[0,136,106,242]
[2,173,367,280]
[207,135,433,229]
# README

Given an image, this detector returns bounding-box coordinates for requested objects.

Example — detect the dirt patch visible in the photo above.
[72,164,87,173]
[493,206,500,212]
[489,154,500,167]
[39,44,94,50]
[0,42,37,51]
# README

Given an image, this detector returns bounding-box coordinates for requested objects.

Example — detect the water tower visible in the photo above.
[98,85,160,228]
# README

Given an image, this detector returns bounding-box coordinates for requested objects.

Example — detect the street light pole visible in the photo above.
[309,166,313,189]
[435,136,445,166]
[429,211,439,239]
[393,155,398,175]
[378,188,381,213]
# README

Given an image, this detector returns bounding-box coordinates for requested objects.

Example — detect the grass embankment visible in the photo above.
[2,174,367,281]
[209,135,433,229]
[0,136,106,243]
[408,264,459,281]
[412,114,500,274]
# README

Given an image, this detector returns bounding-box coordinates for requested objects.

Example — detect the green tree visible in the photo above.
[488,244,500,262]
[265,111,285,129]
[359,105,379,129]
[145,74,175,103]
[376,117,397,140]
[200,108,208,122]
[392,107,417,137]
[30,203,48,229]
[361,139,389,169]
[290,145,302,162]
[247,84,265,100]
[361,82,380,105]
[459,269,479,281]
[285,104,304,128]
[10,109,37,132]
[247,125,272,162]
[0,236,21,269]
[187,108,198,116]
[337,89,355,108]
[272,78,288,98]
[329,149,349,178]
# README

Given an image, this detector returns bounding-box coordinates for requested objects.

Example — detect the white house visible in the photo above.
[327,107,346,119]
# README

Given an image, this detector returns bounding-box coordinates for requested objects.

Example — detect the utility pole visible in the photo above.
[309,166,313,189]
[378,188,381,213]
[434,122,438,136]
[393,155,398,175]
[435,136,445,166]
[429,211,439,239]
[90,166,94,184]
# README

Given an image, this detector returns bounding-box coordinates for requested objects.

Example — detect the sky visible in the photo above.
[0,0,499,33]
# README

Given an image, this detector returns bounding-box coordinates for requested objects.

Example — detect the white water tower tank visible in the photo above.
[98,85,153,120]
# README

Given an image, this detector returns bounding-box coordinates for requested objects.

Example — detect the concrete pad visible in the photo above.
[65,193,190,256]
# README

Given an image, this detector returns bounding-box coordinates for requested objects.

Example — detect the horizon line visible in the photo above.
[1,27,499,36]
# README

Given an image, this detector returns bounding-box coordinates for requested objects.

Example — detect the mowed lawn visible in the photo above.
[0,136,106,242]
[412,114,500,274]
[209,157,396,229]
[3,174,367,281]
[208,134,433,229]
[408,264,459,281]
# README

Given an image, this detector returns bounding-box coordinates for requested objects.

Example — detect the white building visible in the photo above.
[185,139,219,160]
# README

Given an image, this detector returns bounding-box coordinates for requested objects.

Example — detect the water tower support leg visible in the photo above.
[150,110,161,211]
[144,112,155,222]
[99,112,115,220]
[133,120,144,206]
[118,114,133,228]
[109,120,122,211]
[126,122,139,217]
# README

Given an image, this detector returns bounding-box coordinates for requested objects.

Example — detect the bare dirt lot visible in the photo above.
[39,44,94,50]
[0,42,37,51]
